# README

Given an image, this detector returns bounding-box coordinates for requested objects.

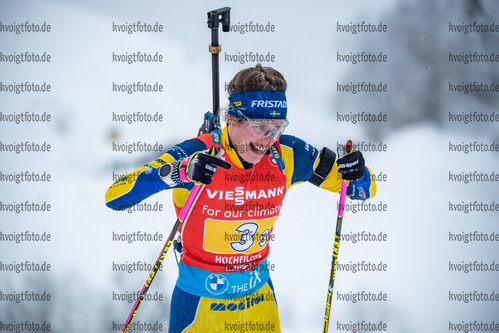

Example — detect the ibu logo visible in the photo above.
[205,273,229,295]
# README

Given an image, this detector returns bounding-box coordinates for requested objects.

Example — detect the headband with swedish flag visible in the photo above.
[228,90,287,120]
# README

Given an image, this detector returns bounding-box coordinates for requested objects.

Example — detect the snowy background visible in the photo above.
[1,0,498,332]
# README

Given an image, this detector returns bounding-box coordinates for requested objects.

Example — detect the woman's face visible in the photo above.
[227,118,286,164]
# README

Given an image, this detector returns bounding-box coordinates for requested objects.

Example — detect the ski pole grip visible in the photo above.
[345,140,353,154]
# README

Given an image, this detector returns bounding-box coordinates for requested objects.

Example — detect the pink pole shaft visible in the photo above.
[338,181,348,217]
[178,184,202,221]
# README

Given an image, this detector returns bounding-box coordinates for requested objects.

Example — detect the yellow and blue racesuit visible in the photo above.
[105,126,376,332]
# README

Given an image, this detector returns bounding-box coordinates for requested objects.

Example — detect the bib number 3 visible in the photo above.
[230,222,270,252]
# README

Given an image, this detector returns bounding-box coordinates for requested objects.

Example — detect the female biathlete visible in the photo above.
[105,64,377,332]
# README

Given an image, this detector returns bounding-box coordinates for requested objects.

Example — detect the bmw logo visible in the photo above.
[205,273,229,295]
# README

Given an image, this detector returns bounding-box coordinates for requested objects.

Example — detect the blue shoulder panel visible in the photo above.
[167,138,208,161]
[279,134,319,185]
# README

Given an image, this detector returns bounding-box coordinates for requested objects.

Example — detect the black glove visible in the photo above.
[178,148,232,185]
[337,150,365,181]
[160,148,231,186]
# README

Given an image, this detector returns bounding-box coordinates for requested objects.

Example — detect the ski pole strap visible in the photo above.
[308,147,336,187]
[179,157,192,183]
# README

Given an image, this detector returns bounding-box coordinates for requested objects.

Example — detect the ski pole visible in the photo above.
[120,183,204,333]
[322,140,352,333]
[198,7,231,135]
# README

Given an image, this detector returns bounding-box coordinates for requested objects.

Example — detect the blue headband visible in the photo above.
[228,90,287,120]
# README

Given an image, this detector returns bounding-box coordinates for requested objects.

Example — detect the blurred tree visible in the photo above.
[333,0,499,139]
